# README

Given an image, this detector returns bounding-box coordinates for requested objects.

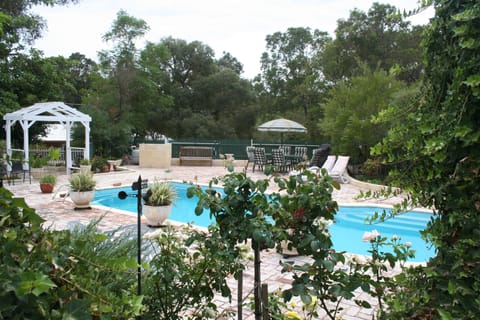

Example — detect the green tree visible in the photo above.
[98,9,149,119]
[322,2,424,84]
[319,67,410,163]
[143,37,257,139]
[0,0,83,142]
[85,10,151,157]
[372,0,480,318]
[190,69,257,139]
[256,27,330,141]
[0,0,79,59]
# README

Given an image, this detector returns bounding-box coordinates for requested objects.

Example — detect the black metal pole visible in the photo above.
[136,175,142,297]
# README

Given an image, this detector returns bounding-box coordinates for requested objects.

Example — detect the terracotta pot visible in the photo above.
[69,190,95,209]
[40,183,54,193]
[143,204,172,227]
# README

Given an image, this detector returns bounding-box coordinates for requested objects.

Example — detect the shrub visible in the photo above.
[39,174,56,184]
[0,188,142,318]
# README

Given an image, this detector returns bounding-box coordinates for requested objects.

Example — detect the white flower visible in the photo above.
[143,228,164,240]
[405,241,412,248]
[352,255,367,265]
[313,216,333,230]
[391,234,398,241]
[362,229,381,242]
[362,231,372,242]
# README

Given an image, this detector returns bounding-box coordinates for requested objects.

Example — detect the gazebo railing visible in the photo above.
[70,147,85,168]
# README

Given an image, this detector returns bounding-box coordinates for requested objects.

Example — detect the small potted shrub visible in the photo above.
[69,171,96,209]
[142,180,177,227]
[79,158,91,173]
[29,155,48,179]
[39,174,56,193]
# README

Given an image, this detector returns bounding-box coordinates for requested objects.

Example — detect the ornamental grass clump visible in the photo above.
[69,171,96,192]
[143,180,177,206]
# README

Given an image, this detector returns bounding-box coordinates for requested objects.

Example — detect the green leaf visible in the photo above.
[437,309,453,320]
[62,299,92,320]
[16,272,56,296]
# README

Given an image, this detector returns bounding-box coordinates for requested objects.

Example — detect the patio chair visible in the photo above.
[245,146,256,171]
[253,147,268,172]
[328,155,350,183]
[321,155,337,172]
[310,144,331,167]
[9,159,31,184]
[271,149,291,173]
[292,146,307,166]
[279,145,291,156]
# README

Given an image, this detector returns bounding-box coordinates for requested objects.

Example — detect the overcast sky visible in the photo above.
[32,0,434,79]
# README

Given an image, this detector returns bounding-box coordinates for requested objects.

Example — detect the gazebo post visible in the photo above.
[65,121,72,175]
[20,120,30,170]
[5,120,11,155]
[5,119,12,173]
[84,121,90,161]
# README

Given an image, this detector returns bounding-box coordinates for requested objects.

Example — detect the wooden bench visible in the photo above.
[179,146,213,166]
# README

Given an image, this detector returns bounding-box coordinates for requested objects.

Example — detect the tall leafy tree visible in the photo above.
[0,0,79,59]
[372,0,480,318]
[143,37,257,139]
[0,0,80,114]
[322,2,424,83]
[0,0,83,144]
[256,27,331,141]
[98,9,149,119]
[84,10,156,156]
[191,69,257,139]
[319,67,409,163]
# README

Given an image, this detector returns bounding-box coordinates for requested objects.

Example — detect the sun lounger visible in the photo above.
[328,155,350,183]
[321,155,336,171]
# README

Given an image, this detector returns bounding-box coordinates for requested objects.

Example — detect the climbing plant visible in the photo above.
[371,0,480,318]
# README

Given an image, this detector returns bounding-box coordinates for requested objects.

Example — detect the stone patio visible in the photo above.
[4,164,409,319]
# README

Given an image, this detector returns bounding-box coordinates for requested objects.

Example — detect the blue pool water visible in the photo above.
[92,182,435,262]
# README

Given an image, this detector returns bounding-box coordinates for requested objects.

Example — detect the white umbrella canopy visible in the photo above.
[257,118,307,143]
[257,118,307,133]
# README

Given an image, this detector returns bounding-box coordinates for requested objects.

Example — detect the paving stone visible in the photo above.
[5,165,410,319]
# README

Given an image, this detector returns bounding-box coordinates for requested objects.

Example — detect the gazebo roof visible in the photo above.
[4,101,91,123]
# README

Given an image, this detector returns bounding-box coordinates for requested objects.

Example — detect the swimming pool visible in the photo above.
[92,182,435,262]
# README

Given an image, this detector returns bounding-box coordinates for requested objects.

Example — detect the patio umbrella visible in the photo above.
[257,118,307,143]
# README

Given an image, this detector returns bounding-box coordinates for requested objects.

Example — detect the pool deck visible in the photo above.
[4,165,411,319]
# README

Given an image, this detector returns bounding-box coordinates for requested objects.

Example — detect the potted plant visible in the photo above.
[68,171,96,209]
[29,155,48,179]
[39,174,56,193]
[142,180,177,227]
[79,158,91,173]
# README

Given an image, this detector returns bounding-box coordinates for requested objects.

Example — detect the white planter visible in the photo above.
[79,165,91,173]
[279,240,299,257]
[30,167,44,179]
[143,204,172,227]
[69,190,95,209]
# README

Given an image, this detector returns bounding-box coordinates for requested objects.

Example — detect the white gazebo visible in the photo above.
[3,101,91,174]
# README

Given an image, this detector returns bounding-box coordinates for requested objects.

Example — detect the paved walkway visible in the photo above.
[4,165,407,319]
